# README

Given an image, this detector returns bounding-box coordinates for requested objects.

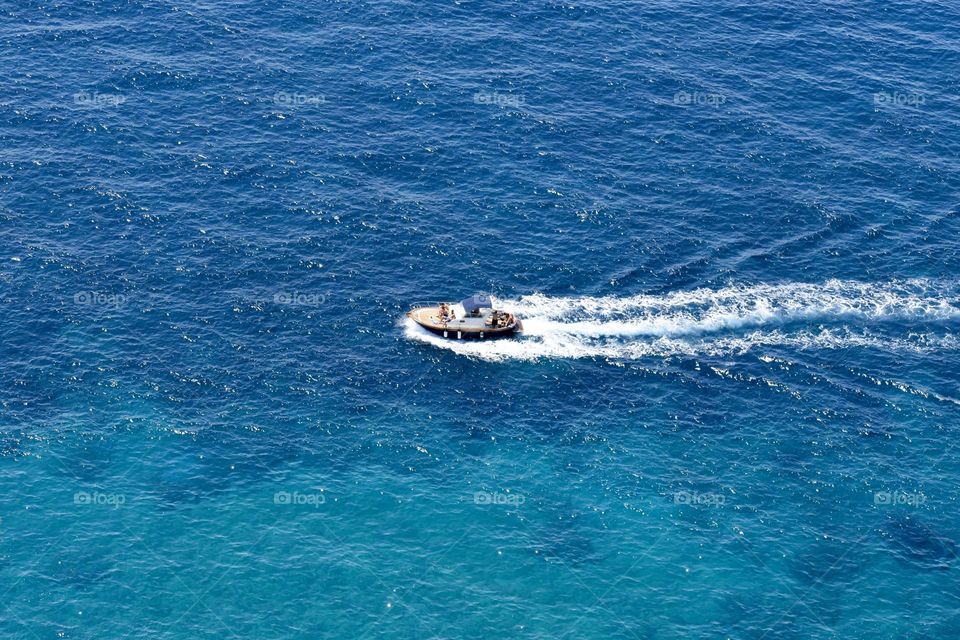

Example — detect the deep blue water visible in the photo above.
[2,0,960,637]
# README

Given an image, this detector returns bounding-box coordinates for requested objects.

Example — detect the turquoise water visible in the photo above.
[2,0,960,637]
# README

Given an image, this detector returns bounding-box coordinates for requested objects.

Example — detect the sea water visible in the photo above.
[1,1,959,638]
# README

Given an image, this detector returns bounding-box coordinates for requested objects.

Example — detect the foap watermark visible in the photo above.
[473,491,524,506]
[875,490,926,507]
[73,291,127,307]
[674,90,726,107]
[274,92,325,107]
[474,91,525,108]
[274,490,326,507]
[273,291,326,306]
[74,491,126,508]
[674,491,726,506]
[73,91,126,107]
[873,91,925,107]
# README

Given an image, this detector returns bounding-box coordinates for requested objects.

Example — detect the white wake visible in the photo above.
[403,279,960,361]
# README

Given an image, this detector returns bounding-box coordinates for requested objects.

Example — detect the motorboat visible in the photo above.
[407,294,522,340]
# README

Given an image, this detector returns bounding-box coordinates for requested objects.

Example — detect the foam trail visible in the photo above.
[508,280,960,335]
[403,279,960,361]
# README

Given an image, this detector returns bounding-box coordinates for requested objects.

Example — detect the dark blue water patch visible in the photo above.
[38,538,118,590]
[456,423,498,460]
[880,515,958,571]
[788,536,866,589]
[48,436,115,483]
[517,495,604,566]
[151,443,243,508]
[718,589,835,640]
[528,520,597,566]
[149,424,311,508]
[0,326,70,428]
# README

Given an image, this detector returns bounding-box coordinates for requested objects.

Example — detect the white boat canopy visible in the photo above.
[460,294,493,314]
